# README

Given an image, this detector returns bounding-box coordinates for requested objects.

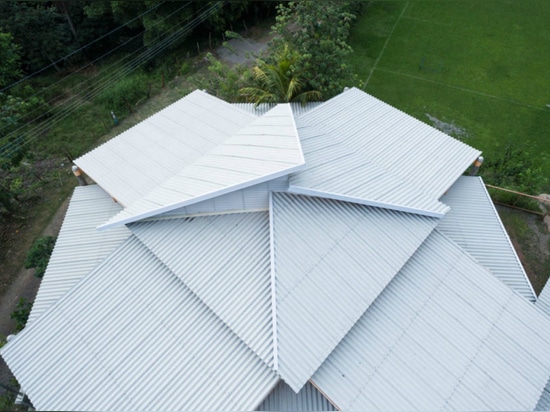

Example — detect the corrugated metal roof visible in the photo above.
[537,282,550,315]
[257,380,336,411]
[75,90,258,207]
[535,377,550,411]
[233,102,321,117]
[1,236,278,411]
[156,177,288,218]
[438,176,536,301]
[290,87,480,217]
[312,230,550,411]
[129,212,274,366]
[101,104,305,229]
[27,185,130,325]
[271,192,438,392]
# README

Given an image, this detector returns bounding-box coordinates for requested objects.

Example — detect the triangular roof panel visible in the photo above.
[1,236,278,411]
[312,230,550,411]
[75,90,258,206]
[130,212,274,366]
[100,104,304,229]
[290,88,481,216]
[271,193,438,391]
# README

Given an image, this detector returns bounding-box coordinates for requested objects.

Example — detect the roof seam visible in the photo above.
[269,191,279,371]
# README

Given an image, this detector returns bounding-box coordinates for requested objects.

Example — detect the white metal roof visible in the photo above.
[438,176,536,302]
[289,88,481,217]
[129,212,274,366]
[271,192,438,392]
[537,282,550,316]
[257,380,336,411]
[100,104,305,229]
[27,185,130,325]
[312,230,550,411]
[75,90,258,206]
[1,236,278,411]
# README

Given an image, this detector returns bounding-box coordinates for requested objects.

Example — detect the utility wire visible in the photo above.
[0,1,166,94]
[0,2,224,158]
[0,1,191,137]
[0,0,193,137]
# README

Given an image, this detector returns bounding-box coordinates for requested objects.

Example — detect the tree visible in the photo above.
[269,0,359,98]
[239,45,321,105]
[0,31,22,89]
[0,1,73,72]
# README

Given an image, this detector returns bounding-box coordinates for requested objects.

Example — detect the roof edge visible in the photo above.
[476,176,536,300]
[98,163,307,231]
[287,185,449,218]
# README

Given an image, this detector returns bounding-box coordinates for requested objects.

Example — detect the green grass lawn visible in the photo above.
[348,0,550,182]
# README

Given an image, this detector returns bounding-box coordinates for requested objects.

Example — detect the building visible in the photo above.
[2,88,550,411]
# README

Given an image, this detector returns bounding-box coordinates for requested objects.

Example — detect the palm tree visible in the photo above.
[239,45,321,106]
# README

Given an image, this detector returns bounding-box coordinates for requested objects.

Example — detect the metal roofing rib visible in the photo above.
[75,90,258,207]
[291,87,480,215]
[130,212,274,366]
[101,104,305,229]
[27,185,130,325]
[1,236,278,411]
[439,176,536,302]
[257,380,337,411]
[312,230,550,411]
[271,192,438,392]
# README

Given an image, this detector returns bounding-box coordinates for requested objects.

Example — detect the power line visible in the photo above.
[0,1,166,94]
[0,2,224,159]
[0,1,194,137]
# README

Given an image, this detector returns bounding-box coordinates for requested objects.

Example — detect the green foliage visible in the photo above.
[96,73,150,114]
[482,142,548,194]
[10,297,31,332]
[25,236,55,278]
[0,31,22,88]
[240,45,321,105]
[0,1,73,72]
[190,53,250,102]
[270,0,359,98]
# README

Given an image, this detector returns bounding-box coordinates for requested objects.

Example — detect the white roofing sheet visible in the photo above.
[75,90,257,206]
[289,117,450,217]
[101,104,304,229]
[233,102,322,117]
[312,230,550,411]
[28,185,130,325]
[536,378,550,411]
[291,88,480,215]
[537,281,550,315]
[271,192,438,392]
[439,176,536,302]
[1,236,278,411]
[156,177,288,218]
[129,212,274,366]
[257,380,336,411]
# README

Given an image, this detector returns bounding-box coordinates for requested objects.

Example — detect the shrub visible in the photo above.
[96,73,149,114]
[10,297,31,331]
[24,235,55,278]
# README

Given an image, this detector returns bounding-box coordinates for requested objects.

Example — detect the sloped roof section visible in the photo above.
[537,281,550,315]
[271,193,438,392]
[75,90,258,206]
[312,230,550,411]
[257,381,337,411]
[289,88,480,217]
[439,176,536,301]
[28,185,130,325]
[1,236,278,411]
[101,104,304,229]
[130,212,274,366]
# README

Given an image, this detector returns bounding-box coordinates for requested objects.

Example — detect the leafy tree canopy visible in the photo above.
[269,0,360,98]
[240,44,321,105]
[0,31,22,89]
